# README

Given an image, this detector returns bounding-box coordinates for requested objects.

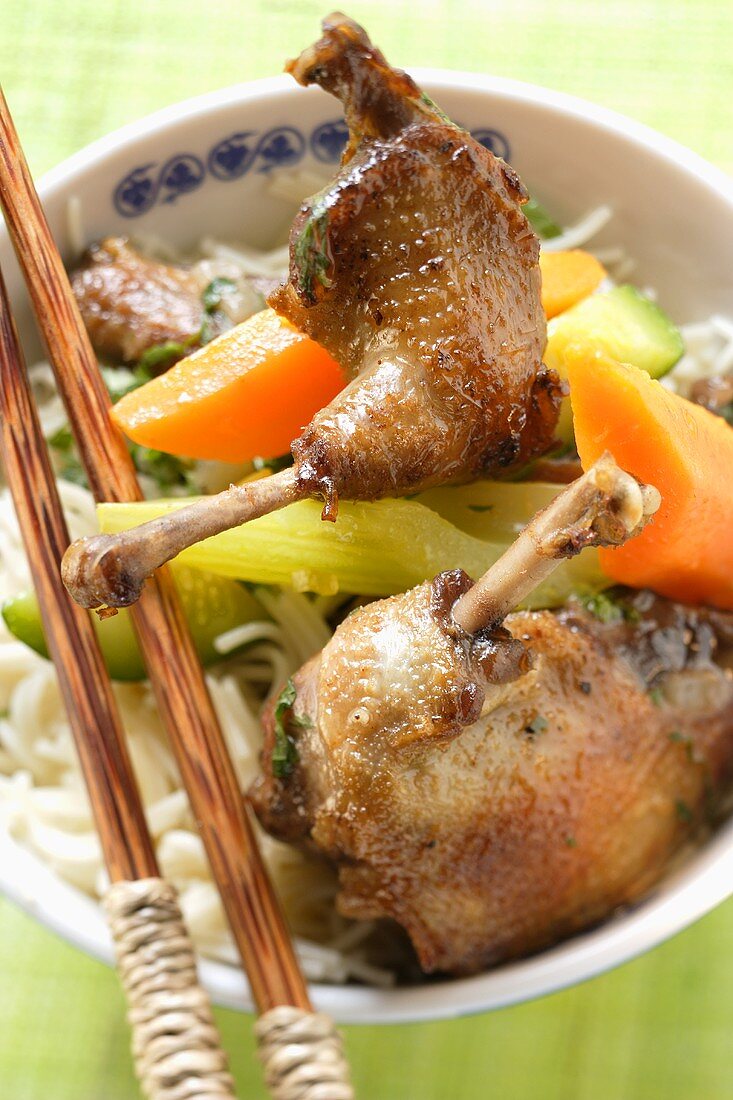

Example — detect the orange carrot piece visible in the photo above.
[540,250,606,319]
[567,346,733,609]
[111,308,345,463]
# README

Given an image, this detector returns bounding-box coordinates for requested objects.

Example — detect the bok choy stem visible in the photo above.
[98,481,608,608]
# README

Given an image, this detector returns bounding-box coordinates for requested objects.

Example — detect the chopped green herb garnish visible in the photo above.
[675,799,693,823]
[524,196,562,240]
[198,316,216,346]
[668,730,685,743]
[202,277,237,313]
[138,340,188,372]
[526,715,548,736]
[579,590,641,626]
[47,425,86,485]
[49,410,195,494]
[138,331,200,373]
[101,364,153,403]
[272,678,299,779]
[55,459,87,486]
[129,445,196,493]
[294,192,334,303]
[649,687,665,706]
[48,425,73,452]
[579,591,624,624]
[564,835,577,848]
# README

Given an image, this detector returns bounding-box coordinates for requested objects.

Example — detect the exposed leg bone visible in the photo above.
[451,452,661,635]
[62,452,658,618]
[61,466,301,610]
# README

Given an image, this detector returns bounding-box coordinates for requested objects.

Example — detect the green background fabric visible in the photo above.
[1,1,732,1096]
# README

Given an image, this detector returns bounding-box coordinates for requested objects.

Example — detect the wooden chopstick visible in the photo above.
[0,263,235,1099]
[0,88,309,1013]
[0,271,157,884]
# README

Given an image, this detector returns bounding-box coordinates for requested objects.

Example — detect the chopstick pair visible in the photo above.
[0,266,235,1098]
[0,87,353,1100]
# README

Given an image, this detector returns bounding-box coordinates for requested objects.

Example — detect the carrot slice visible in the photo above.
[567,346,733,609]
[540,250,606,319]
[111,308,345,463]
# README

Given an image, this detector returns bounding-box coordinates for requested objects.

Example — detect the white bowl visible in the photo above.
[1,71,733,1025]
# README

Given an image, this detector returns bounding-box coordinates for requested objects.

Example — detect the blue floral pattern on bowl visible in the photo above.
[113,119,510,218]
[469,128,511,161]
[207,131,257,181]
[114,154,206,216]
[310,119,351,163]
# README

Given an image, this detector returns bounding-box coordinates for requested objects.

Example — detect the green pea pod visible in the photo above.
[2,566,266,682]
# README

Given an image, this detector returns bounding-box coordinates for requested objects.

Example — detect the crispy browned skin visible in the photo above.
[250,584,733,974]
[71,237,204,365]
[270,14,560,512]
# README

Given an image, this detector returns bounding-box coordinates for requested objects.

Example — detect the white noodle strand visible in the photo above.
[540,204,613,251]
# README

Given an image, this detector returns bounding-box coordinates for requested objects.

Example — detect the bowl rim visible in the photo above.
[2,68,732,1025]
[33,68,733,208]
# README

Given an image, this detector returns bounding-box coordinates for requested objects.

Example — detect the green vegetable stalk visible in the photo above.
[97,480,608,606]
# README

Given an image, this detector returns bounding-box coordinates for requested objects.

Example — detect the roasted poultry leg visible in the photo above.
[62,13,561,612]
[250,458,733,974]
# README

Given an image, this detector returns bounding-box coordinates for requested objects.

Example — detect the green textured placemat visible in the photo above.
[4,0,733,177]
[3,891,733,1100]
[1,1,733,1097]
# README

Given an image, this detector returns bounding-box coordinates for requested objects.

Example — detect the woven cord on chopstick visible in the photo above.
[254,1005,354,1100]
[103,878,235,1100]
